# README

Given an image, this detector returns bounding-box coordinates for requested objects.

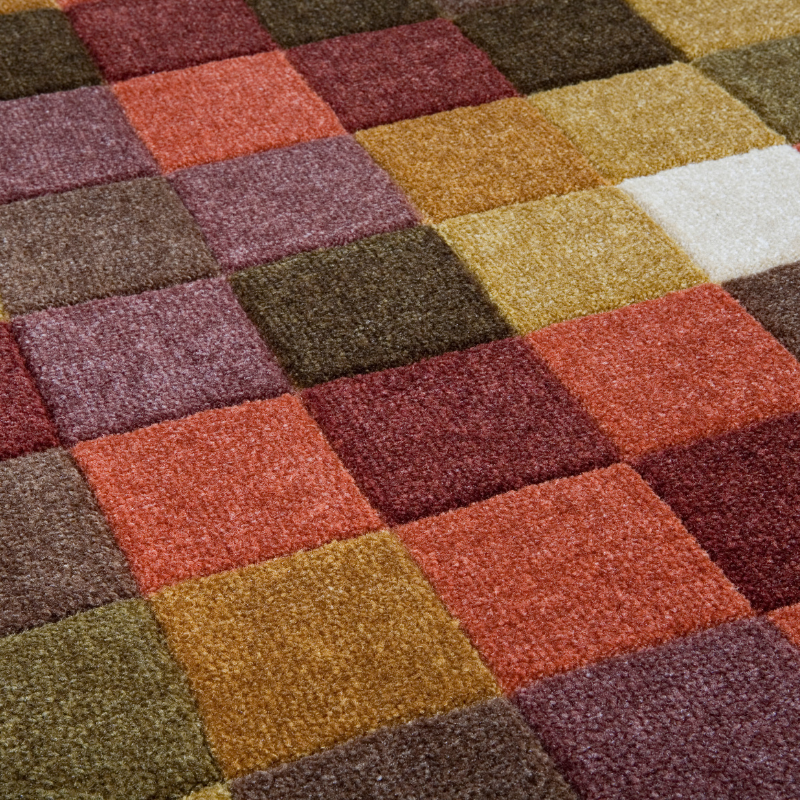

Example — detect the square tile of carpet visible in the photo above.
[0,448,137,636]
[112,52,344,172]
[634,412,800,612]
[356,98,604,223]
[0,599,221,799]
[695,35,800,144]
[230,226,512,387]
[770,604,800,649]
[398,464,749,693]
[71,396,382,593]
[13,279,289,444]
[286,19,516,132]
[436,187,705,332]
[0,85,157,205]
[0,178,219,315]
[150,531,499,777]
[302,337,617,525]
[67,0,276,82]
[0,322,58,461]
[621,145,800,281]
[530,63,783,183]
[170,137,418,272]
[724,261,800,359]
[231,699,576,800]
[454,0,677,95]
[625,0,800,59]
[516,619,800,800]
[243,0,438,47]
[0,8,100,100]
[528,284,800,458]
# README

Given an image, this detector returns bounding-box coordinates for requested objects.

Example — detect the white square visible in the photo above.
[620,146,800,283]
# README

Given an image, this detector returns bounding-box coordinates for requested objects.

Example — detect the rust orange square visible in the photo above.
[72,395,381,593]
[112,51,345,171]
[398,464,751,693]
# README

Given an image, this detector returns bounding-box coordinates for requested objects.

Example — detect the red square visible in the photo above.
[112,52,345,171]
[71,396,382,593]
[398,464,750,692]
[528,284,800,458]
[68,0,276,82]
[287,19,517,132]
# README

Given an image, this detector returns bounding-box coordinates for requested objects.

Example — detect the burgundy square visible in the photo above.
[635,412,800,613]
[286,19,517,132]
[170,137,419,272]
[68,0,277,82]
[0,324,58,461]
[0,86,157,206]
[302,337,617,525]
[13,280,290,445]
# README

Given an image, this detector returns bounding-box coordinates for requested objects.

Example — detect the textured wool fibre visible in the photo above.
[231,226,513,387]
[68,0,276,82]
[113,52,344,172]
[635,412,800,612]
[530,63,783,183]
[151,531,500,777]
[287,19,517,132]
[770,604,800,649]
[528,284,800,458]
[437,188,705,333]
[621,146,800,281]
[455,0,677,95]
[696,36,800,144]
[356,98,604,223]
[0,9,101,100]
[303,337,617,525]
[72,396,382,593]
[244,0,438,47]
[0,323,58,461]
[0,600,221,799]
[170,137,418,272]
[725,262,800,360]
[0,449,138,637]
[625,0,800,59]
[0,0,57,11]
[399,464,750,692]
[183,786,232,800]
[517,620,800,800]
[231,700,576,800]
[14,280,290,444]
[0,178,219,316]
[0,85,157,205]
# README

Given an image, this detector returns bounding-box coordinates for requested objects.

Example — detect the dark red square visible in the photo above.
[0,324,58,461]
[68,0,277,82]
[302,337,617,525]
[287,19,517,132]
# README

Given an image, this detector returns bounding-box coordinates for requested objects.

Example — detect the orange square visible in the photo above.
[398,464,751,692]
[72,396,382,593]
[113,52,345,172]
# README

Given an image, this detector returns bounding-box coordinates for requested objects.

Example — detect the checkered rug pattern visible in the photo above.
[2,1,800,798]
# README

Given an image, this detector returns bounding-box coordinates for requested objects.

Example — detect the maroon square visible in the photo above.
[286,19,517,132]
[68,0,277,82]
[635,412,800,613]
[302,337,617,525]
[0,324,58,461]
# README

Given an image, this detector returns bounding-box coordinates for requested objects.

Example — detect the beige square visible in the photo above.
[530,64,783,183]
[437,187,707,333]
[355,97,605,223]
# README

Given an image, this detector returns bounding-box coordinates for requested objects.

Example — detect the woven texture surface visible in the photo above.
[2,1,800,798]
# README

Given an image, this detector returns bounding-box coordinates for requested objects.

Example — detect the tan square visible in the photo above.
[355,97,604,223]
[150,531,498,778]
[437,187,706,332]
[530,64,783,183]
[626,0,800,59]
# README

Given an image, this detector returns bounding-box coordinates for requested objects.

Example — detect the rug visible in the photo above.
[2,1,800,798]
